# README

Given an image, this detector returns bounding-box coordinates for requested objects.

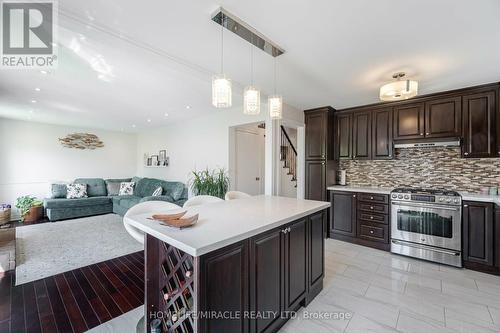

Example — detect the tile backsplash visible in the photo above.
[339,148,500,193]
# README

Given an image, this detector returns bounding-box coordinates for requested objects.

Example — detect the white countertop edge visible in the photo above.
[127,201,330,257]
[327,186,392,195]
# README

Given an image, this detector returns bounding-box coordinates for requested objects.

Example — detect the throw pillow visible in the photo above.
[106,181,121,196]
[119,182,135,195]
[152,186,163,197]
[66,184,88,199]
[51,183,67,199]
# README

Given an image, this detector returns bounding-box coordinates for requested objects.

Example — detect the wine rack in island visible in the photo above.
[144,208,327,333]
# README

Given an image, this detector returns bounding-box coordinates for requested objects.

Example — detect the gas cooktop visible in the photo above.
[391,187,460,197]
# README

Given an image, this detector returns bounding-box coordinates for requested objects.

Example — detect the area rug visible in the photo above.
[15,213,143,285]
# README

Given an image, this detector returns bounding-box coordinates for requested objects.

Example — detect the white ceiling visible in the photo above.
[1,0,500,132]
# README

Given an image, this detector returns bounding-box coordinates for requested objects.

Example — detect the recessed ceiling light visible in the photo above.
[35,88,41,92]
[132,124,136,128]
[164,113,169,117]
[40,70,48,75]
[31,100,37,103]
[147,118,151,123]
[186,105,191,109]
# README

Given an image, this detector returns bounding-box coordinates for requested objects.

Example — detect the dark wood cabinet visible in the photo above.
[330,191,356,237]
[462,91,496,158]
[393,103,425,140]
[305,110,328,160]
[463,201,494,266]
[200,241,250,333]
[372,108,393,159]
[305,160,326,201]
[335,113,352,160]
[284,219,307,312]
[353,111,371,159]
[307,211,325,300]
[249,229,284,333]
[495,208,500,269]
[424,97,462,138]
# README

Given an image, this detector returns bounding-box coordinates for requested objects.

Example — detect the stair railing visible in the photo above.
[280,126,297,182]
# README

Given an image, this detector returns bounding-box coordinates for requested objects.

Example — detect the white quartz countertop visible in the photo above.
[327,185,500,205]
[459,192,500,204]
[125,195,330,257]
[327,185,393,195]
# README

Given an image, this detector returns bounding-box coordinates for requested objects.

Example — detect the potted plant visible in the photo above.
[190,168,230,199]
[15,196,43,223]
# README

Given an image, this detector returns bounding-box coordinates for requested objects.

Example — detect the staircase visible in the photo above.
[280,126,297,189]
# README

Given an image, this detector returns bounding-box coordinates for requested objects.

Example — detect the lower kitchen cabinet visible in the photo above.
[330,191,357,237]
[462,201,496,272]
[330,190,390,251]
[248,211,326,333]
[305,160,326,201]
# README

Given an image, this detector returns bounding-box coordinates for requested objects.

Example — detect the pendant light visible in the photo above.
[212,13,232,108]
[379,72,418,101]
[268,57,283,119]
[243,39,260,115]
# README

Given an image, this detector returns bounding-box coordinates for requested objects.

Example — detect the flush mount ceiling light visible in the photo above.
[380,72,418,101]
[269,58,282,119]
[212,12,232,108]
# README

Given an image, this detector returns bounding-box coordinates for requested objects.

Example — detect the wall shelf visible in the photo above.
[144,165,168,168]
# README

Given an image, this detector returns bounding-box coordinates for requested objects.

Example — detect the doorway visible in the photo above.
[229,122,266,195]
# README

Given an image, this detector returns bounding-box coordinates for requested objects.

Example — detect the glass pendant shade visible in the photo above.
[268,95,283,119]
[243,86,260,115]
[379,79,418,101]
[212,74,232,108]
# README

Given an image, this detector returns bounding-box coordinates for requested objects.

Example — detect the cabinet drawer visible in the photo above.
[358,202,388,214]
[357,193,389,204]
[358,212,388,224]
[358,222,389,243]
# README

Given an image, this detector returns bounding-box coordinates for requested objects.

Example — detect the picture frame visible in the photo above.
[159,150,167,161]
[151,155,159,166]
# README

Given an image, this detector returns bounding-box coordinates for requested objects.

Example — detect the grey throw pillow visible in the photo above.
[51,184,67,198]
[106,181,121,196]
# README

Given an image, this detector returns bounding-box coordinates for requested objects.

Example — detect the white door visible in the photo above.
[235,128,265,195]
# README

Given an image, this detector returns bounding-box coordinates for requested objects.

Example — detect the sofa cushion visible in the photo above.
[44,196,111,209]
[134,178,164,198]
[74,178,107,197]
[105,178,132,196]
[50,183,67,199]
[117,196,141,209]
[162,181,185,201]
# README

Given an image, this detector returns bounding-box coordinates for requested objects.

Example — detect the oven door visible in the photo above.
[391,201,461,251]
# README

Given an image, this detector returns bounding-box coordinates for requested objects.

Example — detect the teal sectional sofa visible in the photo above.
[44,177,188,221]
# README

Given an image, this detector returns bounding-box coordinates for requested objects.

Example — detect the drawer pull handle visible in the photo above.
[370,206,374,210]
[370,230,374,234]
[370,216,374,220]
[370,196,374,200]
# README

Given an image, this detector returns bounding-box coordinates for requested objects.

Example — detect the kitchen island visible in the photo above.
[125,195,330,333]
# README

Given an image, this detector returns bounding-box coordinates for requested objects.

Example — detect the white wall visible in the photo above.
[136,103,303,194]
[0,118,137,218]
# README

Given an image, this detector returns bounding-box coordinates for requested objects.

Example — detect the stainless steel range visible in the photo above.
[390,188,462,267]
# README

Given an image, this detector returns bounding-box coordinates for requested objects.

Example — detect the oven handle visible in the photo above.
[391,239,461,256]
[391,201,460,212]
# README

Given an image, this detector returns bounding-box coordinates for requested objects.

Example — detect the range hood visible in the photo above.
[394,139,461,149]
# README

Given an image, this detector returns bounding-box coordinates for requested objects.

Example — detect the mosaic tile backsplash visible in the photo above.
[339,148,500,193]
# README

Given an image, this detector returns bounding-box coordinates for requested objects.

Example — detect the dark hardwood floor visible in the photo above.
[0,251,145,333]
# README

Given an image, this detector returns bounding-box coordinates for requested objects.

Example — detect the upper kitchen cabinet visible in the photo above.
[305,108,331,160]
[372,108,393,159]
[424,97,462,138]
[393,103,425,140]
[334,113,352,160]
[352,111,371,160]
[462,91,496,158]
